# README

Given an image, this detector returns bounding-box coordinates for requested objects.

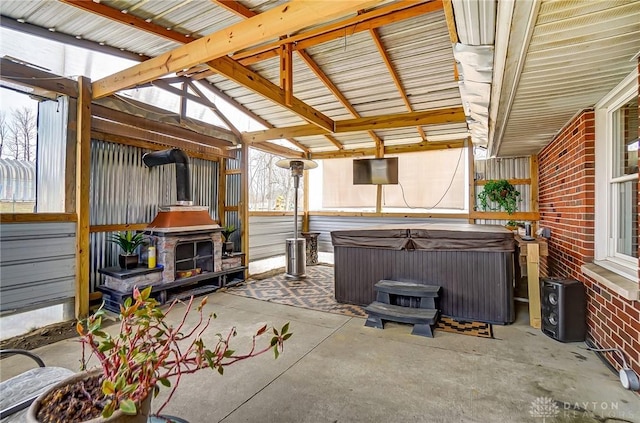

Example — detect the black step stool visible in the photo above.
[364,280,441,337]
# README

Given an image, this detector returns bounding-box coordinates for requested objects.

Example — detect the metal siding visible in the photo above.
[249,214,303,261]
[309,215,468,253]
[36,97,68,212]
[0,222,76,312]
[89,140,218,290]
[473,157,532,214]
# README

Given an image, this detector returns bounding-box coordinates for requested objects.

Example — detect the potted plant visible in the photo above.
[221,225,238,256]
[477,179,521,215]
[27,287,290,422]
[110,231,145,269]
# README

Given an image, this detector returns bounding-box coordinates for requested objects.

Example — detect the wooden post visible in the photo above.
[218,156,227,226]
[240,144,249,267]
[75,76,91,318]
[529,154,539,233]
[280,43,293,107]
[375,141,384,214]
[467,139,475,223]
[526,242,541,328]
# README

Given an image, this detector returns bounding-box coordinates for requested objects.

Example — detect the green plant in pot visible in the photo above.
[27,287,290,423]
[110,231,145,269]
[477,179,521,215]
[221,225,238,256]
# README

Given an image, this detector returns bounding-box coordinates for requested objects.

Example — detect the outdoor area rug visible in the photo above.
[226,265,367,318]
[436,316,494,339]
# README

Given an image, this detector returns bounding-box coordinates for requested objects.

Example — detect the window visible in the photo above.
[595,70,639,279]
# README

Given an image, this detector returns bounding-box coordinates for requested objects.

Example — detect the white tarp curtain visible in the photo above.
[322,149,466,210]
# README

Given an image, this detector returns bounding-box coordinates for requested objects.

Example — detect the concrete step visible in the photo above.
[364,301,439,338]
[375,280,441,309]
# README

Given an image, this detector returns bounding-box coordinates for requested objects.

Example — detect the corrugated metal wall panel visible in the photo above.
[309,215,469,253]
[249,214,302,261]
[0,222,76,312]
[36,97,68,212]
[89,141,219,290]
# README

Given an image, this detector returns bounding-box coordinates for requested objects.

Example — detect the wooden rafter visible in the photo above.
[243,107,466,143]
[370,28,427,142]
[206,56,334,132]
[211,0,255,19]
[196,81,310,154]
[296,50,382,149]
[59,0,192,44]
[232,1,442,66]
[310,140,465,159]
[92,0,384,98]
[210,3,343,151]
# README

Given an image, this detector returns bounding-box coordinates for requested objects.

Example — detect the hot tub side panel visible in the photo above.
[334,246,515,324]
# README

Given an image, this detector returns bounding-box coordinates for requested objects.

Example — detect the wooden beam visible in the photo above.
[92,104,235,149]
[443,0,459,44]
[89,223,149,233]
[196,81,310,153]
[92,118,237,159]
[244,107,466,142]
[207,56,334,132]
[280,43,294,107]
[59,0,193,44]
[475,178,531,186]
[248,141,304,158]
[370,28,427,141]
[468,211,540,221]
[310,140,465,159]
[75,76,91,319]
[234,1,442,65]
[91,131,222,162]
[92,0,384,98]
[0,213,77,223]
[0,57,78,98]
[65,99,78,214]
[212,0,256,19]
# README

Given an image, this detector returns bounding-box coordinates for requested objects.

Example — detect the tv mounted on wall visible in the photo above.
[353,157,399,185]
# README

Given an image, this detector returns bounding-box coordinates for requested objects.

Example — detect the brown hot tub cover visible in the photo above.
[330,223,514,252]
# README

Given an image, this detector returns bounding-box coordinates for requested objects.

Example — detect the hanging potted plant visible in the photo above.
[27,287,290,422]
[221,225,238,256]
[477,179,521,215]
[110,231,145,269]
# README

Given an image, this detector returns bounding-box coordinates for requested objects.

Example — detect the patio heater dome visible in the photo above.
[276,158,318,278]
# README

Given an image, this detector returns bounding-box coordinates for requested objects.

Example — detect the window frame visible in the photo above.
[594,70,639,280]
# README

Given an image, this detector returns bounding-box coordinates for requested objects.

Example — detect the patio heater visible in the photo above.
[276,158,318,278]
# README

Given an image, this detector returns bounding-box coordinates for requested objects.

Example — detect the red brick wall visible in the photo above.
[538,106,640,376]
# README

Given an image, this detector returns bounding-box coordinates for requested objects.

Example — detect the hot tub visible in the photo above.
[331,223,516,324]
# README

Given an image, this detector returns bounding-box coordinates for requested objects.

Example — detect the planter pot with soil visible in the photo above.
[26,369,151,423]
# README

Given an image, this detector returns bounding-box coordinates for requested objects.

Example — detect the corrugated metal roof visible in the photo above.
[1,0,470,154]
[496,0,640,156]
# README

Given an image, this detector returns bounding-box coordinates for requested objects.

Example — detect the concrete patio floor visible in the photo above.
[2,292,639,423]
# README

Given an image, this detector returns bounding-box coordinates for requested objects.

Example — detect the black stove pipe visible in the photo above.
[142,148,192,205]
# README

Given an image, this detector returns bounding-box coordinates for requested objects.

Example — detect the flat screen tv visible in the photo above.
[353,157,399,185]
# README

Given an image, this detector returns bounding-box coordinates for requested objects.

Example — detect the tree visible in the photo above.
[248,149,295,211]
[0,107,37,161]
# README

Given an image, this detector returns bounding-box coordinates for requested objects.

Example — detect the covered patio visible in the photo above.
[0,0,639,421]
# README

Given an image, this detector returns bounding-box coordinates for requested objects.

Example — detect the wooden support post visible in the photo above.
[75,76,91,318]
[240,143,249,267]
[280,43,293,107]
[529,154,539,233]
[526,242,541,328]
[375,141,384,214]
[467,139,475,223]
[218,156,227,226]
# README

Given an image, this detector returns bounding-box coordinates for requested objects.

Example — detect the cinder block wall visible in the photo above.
[538,98,640,376]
